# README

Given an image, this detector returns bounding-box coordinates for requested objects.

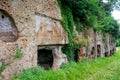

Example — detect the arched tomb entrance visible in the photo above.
[0,9,18,42]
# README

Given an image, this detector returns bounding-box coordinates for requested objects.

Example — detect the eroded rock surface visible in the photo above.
[0,0,68,80]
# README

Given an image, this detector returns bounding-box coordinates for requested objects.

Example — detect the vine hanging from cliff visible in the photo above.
[57,0,83,61]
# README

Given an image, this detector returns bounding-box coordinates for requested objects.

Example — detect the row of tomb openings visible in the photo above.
[74,45,115,62]
[37,45,115,70]
[0,9,115,70]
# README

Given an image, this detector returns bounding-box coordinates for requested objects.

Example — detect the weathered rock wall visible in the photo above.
[0,0,116,80]
[0,0,68,80]
[75,28,116,61]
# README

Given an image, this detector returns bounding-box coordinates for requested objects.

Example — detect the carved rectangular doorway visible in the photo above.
[37,48,53,70]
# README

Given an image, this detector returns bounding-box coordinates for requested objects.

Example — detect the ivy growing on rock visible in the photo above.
[57,0,81,61]
[57,0,120,61]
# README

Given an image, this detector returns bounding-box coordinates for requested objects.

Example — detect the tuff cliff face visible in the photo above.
[74,28,116,61]
[0,0,116,80]
[0,0,68,80]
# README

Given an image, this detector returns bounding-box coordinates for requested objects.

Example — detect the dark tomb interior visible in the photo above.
[37,49,53,70]
[74,49,79,62]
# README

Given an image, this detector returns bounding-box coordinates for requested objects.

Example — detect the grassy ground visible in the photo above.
[88,48,120,80]
[13,48,120,80]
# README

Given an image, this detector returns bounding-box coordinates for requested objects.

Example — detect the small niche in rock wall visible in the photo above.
[105,46,109,57]
[0,9,18,42]
[97,45,101,57]
[110,50,112,56]
[91,47,95,55]
[110,48,115,56]
[74,49,79,62]
[105,52,109,57]
[37,49,53,70]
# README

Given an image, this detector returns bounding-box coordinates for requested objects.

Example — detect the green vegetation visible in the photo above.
[116,38,120,46]
[57,0,120,61]
[13,48,120,80]
[90,58,120,80]
[57,0,81,61]
[59,0,119,35]
[14,48,23,58]
[0,64,8,74]
[102,34,108,43]
[85,48,120,80]
[116,29,120,47]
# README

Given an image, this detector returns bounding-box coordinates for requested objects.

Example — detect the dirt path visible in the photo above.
[85,58,120,80]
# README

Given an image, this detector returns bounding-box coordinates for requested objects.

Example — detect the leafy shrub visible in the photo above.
[0,63,8,74]
[116,39,120,47]
[14,48,23,58]
[13,67,44,80]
